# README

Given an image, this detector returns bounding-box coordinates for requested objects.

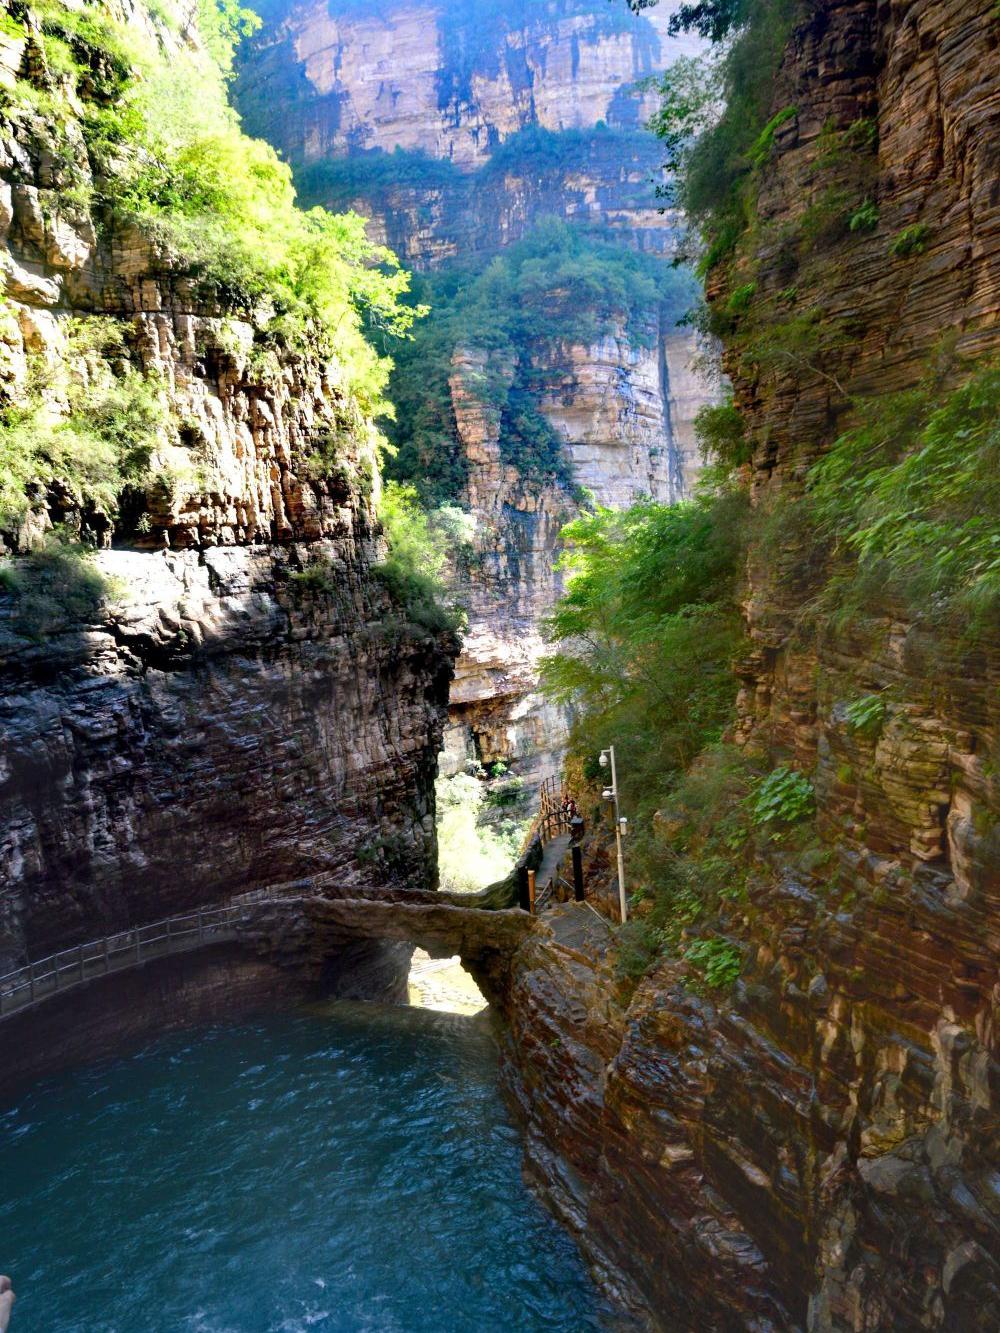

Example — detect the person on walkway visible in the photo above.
[0,1275,14,1332]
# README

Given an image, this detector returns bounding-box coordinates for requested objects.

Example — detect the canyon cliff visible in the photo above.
[488,2,1000,1330]
[2,3,996,1330]
[0,1,455,969]
[237,0,713,797]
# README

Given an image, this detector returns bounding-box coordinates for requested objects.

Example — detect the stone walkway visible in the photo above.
[547,901,614,963]
[407,949,488,1015]
[536,832,572,892]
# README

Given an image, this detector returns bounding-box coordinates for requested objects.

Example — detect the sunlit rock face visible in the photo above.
[238,0,715,793]
[241,0,697,175]
[0,11,455,970]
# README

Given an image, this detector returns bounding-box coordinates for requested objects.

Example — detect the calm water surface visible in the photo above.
[0,1001,611,1332]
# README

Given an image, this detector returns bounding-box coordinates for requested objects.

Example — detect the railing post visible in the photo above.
[518,866,531,913]
[528,868,536,915]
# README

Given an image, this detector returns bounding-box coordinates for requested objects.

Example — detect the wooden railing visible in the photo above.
[538,774,573,844]
[0,896,277,1023]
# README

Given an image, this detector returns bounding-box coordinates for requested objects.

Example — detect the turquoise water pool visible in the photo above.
[0,1001,611,1332]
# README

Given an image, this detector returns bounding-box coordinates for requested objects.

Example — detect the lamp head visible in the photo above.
[599,751,608,768]
[602,787,614,801]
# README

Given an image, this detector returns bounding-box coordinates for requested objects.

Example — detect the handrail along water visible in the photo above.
[0,891,280,1022]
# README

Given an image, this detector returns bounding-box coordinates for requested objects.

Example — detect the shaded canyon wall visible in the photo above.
[0,4,455,971]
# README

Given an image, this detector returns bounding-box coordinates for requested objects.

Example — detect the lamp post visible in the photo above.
[600,746,628,923]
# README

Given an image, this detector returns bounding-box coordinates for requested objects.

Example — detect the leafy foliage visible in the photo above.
[375,482,465,634]
[848,199,879,232]
[694,399,749,467]
[889,223,931,258]
[0,320,169,528]
[807,363,1000,625]
[541,481,749,965]
[751,766,815,825]
[436,771,527,894]
[9,0,422,416]
[684,935,742,987]
[0,532,115,639]
[610,742,757,986]
[196,0,260,76]
[646,0,799,250]
[843,694,886,738]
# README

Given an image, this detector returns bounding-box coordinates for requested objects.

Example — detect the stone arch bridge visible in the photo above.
[0,876,543,1028]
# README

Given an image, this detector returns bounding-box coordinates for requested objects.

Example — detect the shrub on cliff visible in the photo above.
[809,362,1000,630]
[436,772,526,894]
[8,0,422,417]
[375,482,466,634]
[645,0,800,263]
[541,479,747,838]
[0,532,117,639]
[0,320,170,530]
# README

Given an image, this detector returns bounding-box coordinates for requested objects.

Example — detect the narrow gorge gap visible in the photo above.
[0,1,998,1330]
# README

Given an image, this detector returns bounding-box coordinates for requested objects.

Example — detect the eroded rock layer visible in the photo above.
[0,9,455,970]
[493,3,1000,1330]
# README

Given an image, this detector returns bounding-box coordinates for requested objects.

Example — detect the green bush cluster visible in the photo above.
[889,223,931,258]
[609,742,757,986]
[386,219,695,502]
[0,319,169,529]
[645,0,799,260]
[540,474,752,982]
[694,399,749,467]
[684,936,742,988]
[848,199,879,232]
[808,361,1000,627]
[436,770,528,894]
[0,532,115,639]
[751,766,815,826]
[375,482,465,635]
[6,0,422,418]
[843,694,886,738]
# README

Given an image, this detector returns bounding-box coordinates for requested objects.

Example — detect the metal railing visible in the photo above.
[0,903,254,1022]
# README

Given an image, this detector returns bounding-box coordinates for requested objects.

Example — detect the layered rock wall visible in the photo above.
[241,0,696,175]
[494,3,1000,1329]
[0,6,455,970]
[237,0,715,796]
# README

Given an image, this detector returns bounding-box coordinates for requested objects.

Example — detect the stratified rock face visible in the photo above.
[237,0,715,791]
[241,0,696,174]
[441,346,574,787]
[0,13,455,969]
[442,321,705,789]
[495,3,1000,1330]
